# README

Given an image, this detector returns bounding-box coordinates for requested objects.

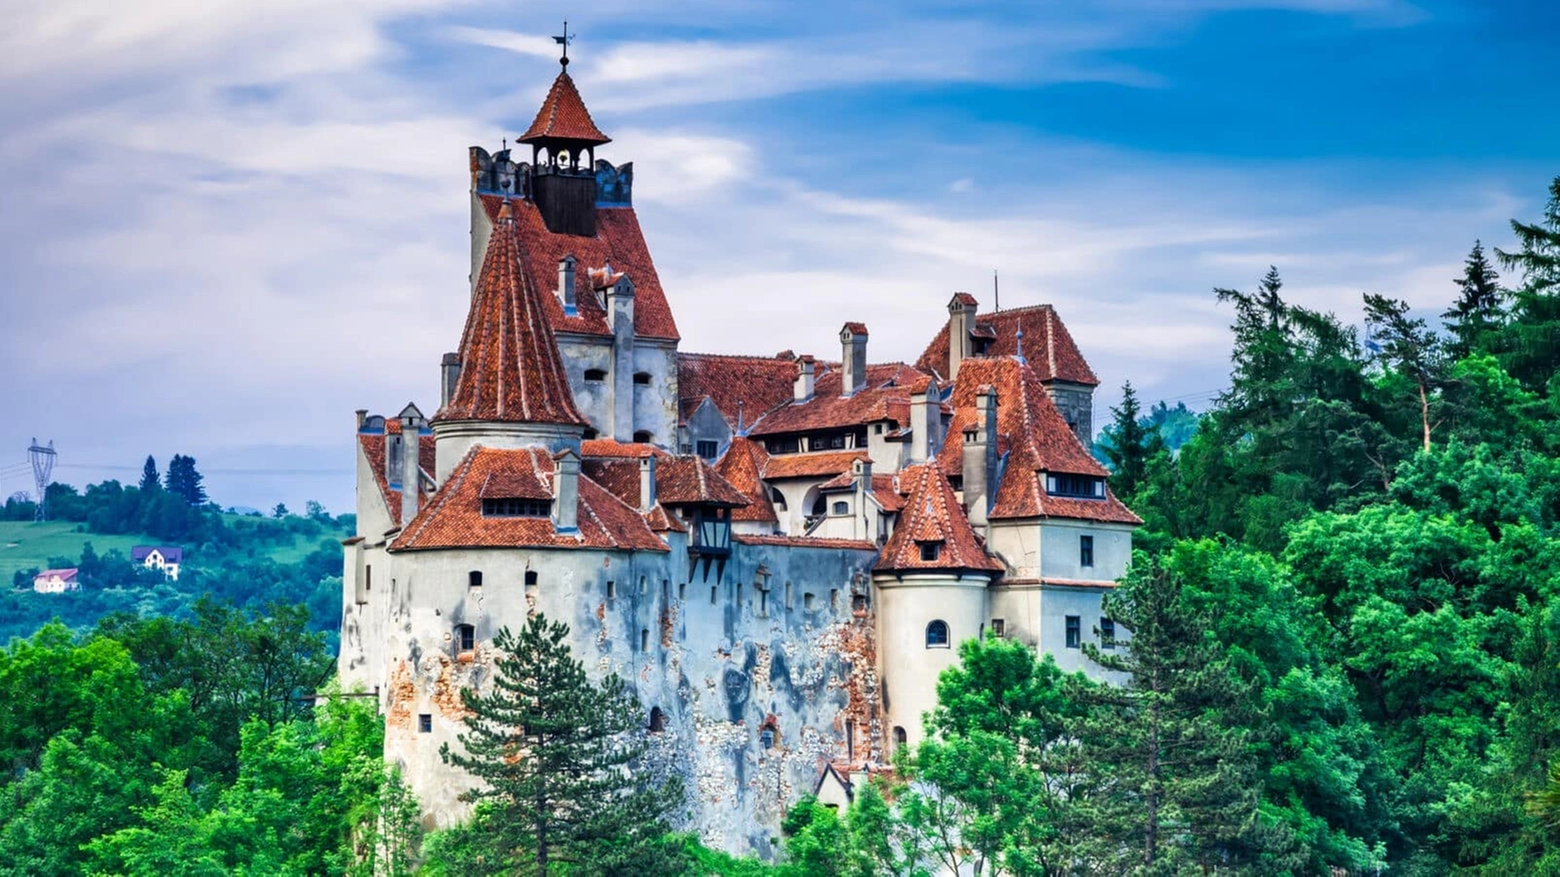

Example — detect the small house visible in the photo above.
[32,568,80,594]
[131,546,183,581]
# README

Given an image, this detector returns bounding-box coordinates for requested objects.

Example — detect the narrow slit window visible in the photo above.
[418,714,432,734]
[456,623,475,652]
[1101,617,1116,649]
[1065,616,1081,649]
[1080,534,1095,568]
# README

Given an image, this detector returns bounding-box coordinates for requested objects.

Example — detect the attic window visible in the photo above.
[633,372,652,385]
[583,428,599,440]
[1046,474,1106,498]
[919,541,943,562]
[831,501,849,516]
[482,498,551,517]
[634,430,653,444]
[584,368,607,382]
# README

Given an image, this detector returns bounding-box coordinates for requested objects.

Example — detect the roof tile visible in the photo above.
[917,304,1099,386]
[875,464,1002,573]
[518,70,611,145]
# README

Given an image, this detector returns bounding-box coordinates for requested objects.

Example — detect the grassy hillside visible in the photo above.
[0,521,152,583]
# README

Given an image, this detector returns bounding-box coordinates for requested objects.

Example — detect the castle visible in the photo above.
[337,54,1140,854]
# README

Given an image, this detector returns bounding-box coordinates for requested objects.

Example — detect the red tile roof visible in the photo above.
[654,456,752,507]
[950,292,979,307]
[518,70,611,146]
[676,352,797,428]
[581,438,665,459]
[438,200,588,427]
[936,357,1140,525]
[360,433,436,526]
[581,458,642,508]
[734,534,877,551]
[642,504,687,533]
[715,437,778,523]
[761,449,870,480]
[816,470,906,513]
[748,363,933,437]
[917,304,1099,386]
[842,321,869,336]
[392,447,668,552]
[480,196,680,341]
[875,464,1002,574]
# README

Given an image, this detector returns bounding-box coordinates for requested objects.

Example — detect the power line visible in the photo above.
[54,463,350,476]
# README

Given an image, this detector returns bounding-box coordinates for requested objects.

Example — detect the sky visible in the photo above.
[0,0,1556,514]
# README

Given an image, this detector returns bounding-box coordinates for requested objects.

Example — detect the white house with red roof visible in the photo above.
[32,568,80,594]
[340,50,1138,857]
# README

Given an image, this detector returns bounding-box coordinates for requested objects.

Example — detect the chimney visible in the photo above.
[608,274,636,442]
[440,353,461,408]
[910,387,942,463]
[355,409,368,430]
[794,356,816,402]
[552,449,580,533]
[840,323,868,396]
[852,457,872,542]
[399,409,426,525]
[558,255,577,313]
[639,455,657,512]
[947,294,978,381]
[962,385,999,528]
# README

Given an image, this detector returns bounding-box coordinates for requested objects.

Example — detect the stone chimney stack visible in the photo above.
[440,353,461,409]
[639,455,657,512]
[962,385,999,528]
[608,274,636,442]
[910,387,943,463]
[947,293,978,381]
[552,449,580,533]
[794,356,816,402]
[852,457,872,541]
[355,409,368,430]
[398,408,426,525]
[840,323,869,396]
[558,255,577,313]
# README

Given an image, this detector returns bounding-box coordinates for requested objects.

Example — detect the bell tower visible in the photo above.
[517,24,611,237]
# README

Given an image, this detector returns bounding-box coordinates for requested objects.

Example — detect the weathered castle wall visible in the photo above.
[343,533,880,857]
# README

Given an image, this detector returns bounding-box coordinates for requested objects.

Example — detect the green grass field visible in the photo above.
[0,519,340,584]
[0,521,153,583]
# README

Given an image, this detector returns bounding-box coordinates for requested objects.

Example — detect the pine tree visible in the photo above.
[440,614,684,876]
[164,455,208,506]
[139,456,161,494]
[1072,555,1267,872]
[1442,240,1504,359]
[1493,176,1560,390]
[1101,381,1156,503]
[1364,293,1444,452]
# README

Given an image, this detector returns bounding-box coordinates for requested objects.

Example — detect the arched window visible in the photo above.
[584,368,607,382]
[468,570,482,588]
[926,620,950,649]
[759,719,780,750]
[633,430,653,444]
[769,487,787,509]
[648,706,666,733]
[893,726,907,748]
[455,623,475,652]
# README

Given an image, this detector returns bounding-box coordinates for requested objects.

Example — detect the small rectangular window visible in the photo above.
[710,586,717,605]
[418,714,432,733]
[919,541,942,562]
[832,500,849,515]
[804,593,816,611]
[365,565,372,592]
[696,440,719,460]
[1065,616,1081,649]
[1101,617,1116,649]
[679,582,687,600]
[633,371,652,385]
[481,498,551,517]
[607,580,616,600]
[991,618,1006,638]
[1080,534,1095,568]
[457,624,475,652]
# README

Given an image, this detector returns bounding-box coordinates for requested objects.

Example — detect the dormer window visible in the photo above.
[482,498,552,517]
[584,368,607,383]
[919,540,943,562]
[1046,474,1106,498]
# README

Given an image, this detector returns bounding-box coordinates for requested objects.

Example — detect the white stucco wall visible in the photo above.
[871,572,990,749]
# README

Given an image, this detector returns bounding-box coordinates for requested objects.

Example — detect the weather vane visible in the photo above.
[554,20,574,66]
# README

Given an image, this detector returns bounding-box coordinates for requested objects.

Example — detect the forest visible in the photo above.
[0,175,1556,875]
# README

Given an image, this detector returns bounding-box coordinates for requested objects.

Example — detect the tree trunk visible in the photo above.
[1418,378,1432,452]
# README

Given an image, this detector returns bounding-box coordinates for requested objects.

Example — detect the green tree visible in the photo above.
[1100,381,1158,504]
[1494,176,1560,390]
[164,454,208,506]
[1073,553,1268,872]
[438,614,685,876]
[273,502,290,519]
[138,455,161,494]
[1443,240,1505,360]
[1364,292,1444,452]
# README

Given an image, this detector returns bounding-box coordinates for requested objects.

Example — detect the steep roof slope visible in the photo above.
[518,70,611,145]
[917,304,1098,386]
[875,464,1001,573]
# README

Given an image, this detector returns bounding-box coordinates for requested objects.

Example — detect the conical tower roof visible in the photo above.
[436,199,588,427]
[518,69,610,146]
[875,463,1002,574]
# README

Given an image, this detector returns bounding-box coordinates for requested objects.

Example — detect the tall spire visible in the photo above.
[520,26,609,148]
[437,199,588,427]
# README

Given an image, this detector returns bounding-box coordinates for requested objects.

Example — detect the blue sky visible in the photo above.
[0,0,1555,513]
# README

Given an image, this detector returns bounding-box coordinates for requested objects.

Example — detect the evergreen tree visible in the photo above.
[1100,381,1157,503]
[138,456,161,494]
[1443,240,1504,359]
[1072,553,1269,872]
[164,455,207,506]
[1363,293,1444,452]
[1494,176,1560,390]
[439,614,684,876]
